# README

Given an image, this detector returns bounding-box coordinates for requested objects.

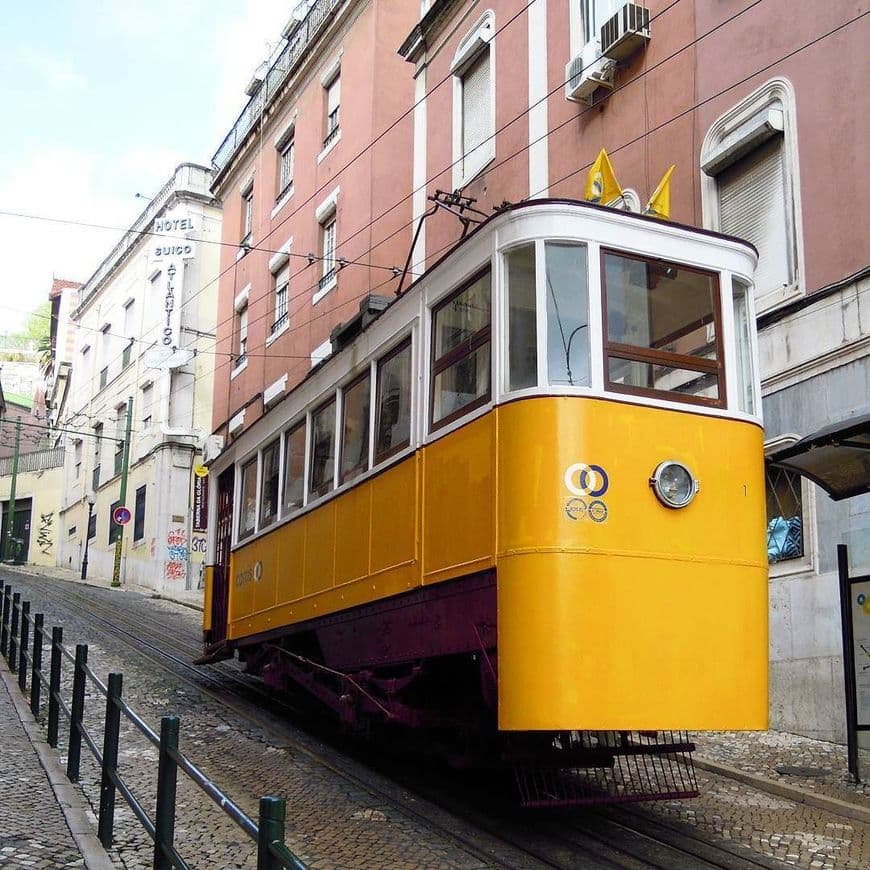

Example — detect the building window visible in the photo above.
[134,485,146,542]
[701,78,801,313]
[375,339,412,463]
[141,383,153,430]
[283,421,306,513]
[582,0,620,43]
[122,299,136,369]
[73,440,82,481]
[109,499,122,545]
[236,305,248,367]
[324,72,340,148]
[241,183,254,246]
[259,440,280,529]
[309,397,337,499]
[766,464,804,563]
[100,367,108,389]
[87,511,97,541]
[100,323,111,386]
[340,372,371,484]
[320,218,336,292]
[452,13,495,188]
[92,423,102,490]
[431,269,492,428]
[278,136,295,200]
[602,250,724,408]
[238,457,257,540]
[272,266,290,334]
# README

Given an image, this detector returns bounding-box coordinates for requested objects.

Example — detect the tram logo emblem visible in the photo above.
[564,463,609,523]
[235,560,264,588]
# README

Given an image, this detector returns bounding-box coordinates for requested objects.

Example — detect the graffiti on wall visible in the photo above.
[164,527,188,581]
[37,512,54,556]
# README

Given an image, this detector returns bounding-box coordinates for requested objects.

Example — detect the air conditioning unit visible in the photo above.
[565,39,616,104]
[601,2,651,61]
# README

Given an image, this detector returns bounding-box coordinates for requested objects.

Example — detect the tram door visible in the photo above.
[209,467,234,646]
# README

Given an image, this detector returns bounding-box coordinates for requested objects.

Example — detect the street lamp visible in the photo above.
[81,492,95,581]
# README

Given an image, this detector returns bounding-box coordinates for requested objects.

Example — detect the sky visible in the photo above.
[0,0,294,334]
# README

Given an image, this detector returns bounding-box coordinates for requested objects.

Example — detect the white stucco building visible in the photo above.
[57,164,221,598]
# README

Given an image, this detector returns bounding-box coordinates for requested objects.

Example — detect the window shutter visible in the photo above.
[461,50,491,168]
[717,136,790,297]
[327,76,340,114]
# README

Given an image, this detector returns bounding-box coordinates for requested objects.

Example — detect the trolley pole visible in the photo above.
[111,398,133,588]
[3,419,21,563]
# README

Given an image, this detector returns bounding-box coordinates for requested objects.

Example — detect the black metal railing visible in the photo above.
[323,110,340,148]
[0,579,306,870]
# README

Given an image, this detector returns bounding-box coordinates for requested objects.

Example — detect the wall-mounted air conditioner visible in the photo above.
[601,2,651,61]
[565,39,615,104]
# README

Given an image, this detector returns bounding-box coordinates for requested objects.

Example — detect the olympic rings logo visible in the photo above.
[564,463,609,498]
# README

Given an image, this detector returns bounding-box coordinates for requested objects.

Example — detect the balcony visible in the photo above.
[211,0,345,174]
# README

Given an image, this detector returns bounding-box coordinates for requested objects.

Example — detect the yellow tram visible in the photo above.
[202,200,766,804]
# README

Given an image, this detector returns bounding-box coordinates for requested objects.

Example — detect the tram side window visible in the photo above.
[340,372,371,484]
[603,251,724,407]
[238,457,257,540]
[309,398,337,498]
[732,278,756,415]
[259,440,280,529]
[546,242,589,386]
[375,339,412,461]
[506,244,537,390]
[283,421,305,513]
[431,269,491,428]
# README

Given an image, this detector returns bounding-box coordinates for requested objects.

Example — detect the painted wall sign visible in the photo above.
[193,474,209,532]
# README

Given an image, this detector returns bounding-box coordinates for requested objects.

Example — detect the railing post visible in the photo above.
[30,613,43,716]
[67,644,88,782]
[0,584,9,656]
[9,592,20,671]
[47,627,63,747]
[154,715,180,869]
[98,673,123,848]
[257,797,286,870]
[0,586,12,656]
[18,601,30,692]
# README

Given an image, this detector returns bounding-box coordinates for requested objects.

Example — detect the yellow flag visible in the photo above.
[644,165,675,220]
[585,149,623,205]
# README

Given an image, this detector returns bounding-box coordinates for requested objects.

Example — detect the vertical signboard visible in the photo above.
[150,210,196,352]
[193,474,209,533]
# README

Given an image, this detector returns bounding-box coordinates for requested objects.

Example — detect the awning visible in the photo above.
[768,412,870,501]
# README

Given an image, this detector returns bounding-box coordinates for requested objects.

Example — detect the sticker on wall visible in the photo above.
[564,463,610,523]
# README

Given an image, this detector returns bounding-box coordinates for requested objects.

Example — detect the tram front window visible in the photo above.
[603,251,725,408]
[546,242,589,386]
[732,277,756,415]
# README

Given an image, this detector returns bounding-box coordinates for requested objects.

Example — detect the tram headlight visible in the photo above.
[650,461,699,509]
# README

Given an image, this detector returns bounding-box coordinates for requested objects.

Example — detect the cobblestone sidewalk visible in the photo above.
[0,668,112,868]
[695,731,870,807]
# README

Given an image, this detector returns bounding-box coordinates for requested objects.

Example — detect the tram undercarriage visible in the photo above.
[228,572,699,807]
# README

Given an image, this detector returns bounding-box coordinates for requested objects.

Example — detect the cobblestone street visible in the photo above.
[4,566,870,869]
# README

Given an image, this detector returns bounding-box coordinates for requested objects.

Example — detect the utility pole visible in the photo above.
[111,397,133,588]
[3,419,21,563]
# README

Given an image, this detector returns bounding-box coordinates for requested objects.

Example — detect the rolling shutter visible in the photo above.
[717,136,791,297]
[461,50,491,170]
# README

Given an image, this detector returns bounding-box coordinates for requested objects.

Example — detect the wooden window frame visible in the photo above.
[429,268,492,431]
[374,337,413,464]
[600,248,727,409]
[237,457,257,540]
[283,419,306,514]
[338,370,371,485]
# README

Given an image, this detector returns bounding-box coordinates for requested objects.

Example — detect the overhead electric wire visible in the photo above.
[26,5,869,442]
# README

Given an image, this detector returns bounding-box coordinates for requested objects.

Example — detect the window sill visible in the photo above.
[230,359,248,380]
[313,275,337,304]
[265,321,290,346]
[317,131,341,164]
[755,281,803,318]
[271,186,294,219]
[236,244,251,261]
[454,151,495,191]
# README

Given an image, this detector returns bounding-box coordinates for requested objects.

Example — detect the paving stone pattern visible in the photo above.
[0,677,84,868]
